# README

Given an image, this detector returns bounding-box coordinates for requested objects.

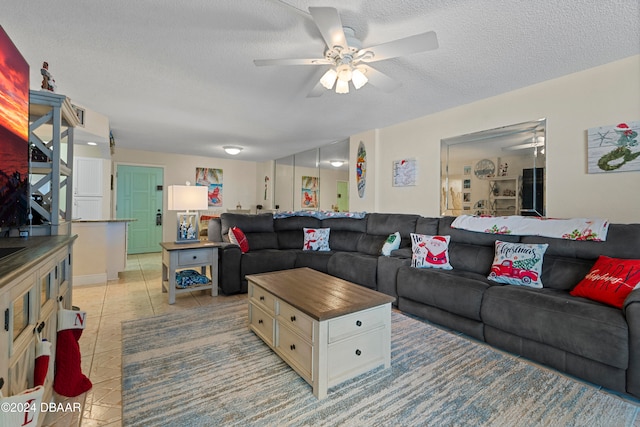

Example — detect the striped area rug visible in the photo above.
[122,300,639,426]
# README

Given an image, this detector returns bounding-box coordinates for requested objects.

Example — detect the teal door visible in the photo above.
[116,165,164,254]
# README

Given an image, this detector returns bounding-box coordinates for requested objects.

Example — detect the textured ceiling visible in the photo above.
[2,0,639,162]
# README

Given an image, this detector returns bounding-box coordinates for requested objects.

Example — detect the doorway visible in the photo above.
[336,181,349,211]
[116,165,164,254]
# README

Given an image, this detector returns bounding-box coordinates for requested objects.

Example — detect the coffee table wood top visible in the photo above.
[246,268,395,321]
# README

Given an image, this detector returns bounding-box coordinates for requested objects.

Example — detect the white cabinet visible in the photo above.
[0,238,74,412]
[72,157,107,220]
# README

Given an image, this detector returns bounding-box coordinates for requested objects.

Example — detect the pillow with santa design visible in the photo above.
[410,234,452,270]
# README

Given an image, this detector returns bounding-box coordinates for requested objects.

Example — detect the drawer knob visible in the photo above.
[290,315,296,322]
[258,319,263,324]
[259,296,265,301]
[355,349,362,356]
[290,344,296,351]
[193,255,197,259]
[356,320,362,327]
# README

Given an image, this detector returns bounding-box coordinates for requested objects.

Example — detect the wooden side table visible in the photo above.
[160,241,220,304]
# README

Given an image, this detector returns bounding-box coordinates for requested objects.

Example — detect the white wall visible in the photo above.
[353,55,640,222]
[111,147,258,242]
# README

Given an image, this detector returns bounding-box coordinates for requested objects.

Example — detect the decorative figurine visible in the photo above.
[40,61,56,92]
[499,162,509,176]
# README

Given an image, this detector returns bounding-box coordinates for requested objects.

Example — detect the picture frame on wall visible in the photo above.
[463,165,471,175]
[587,121,640,173]
[392,158,417,187]
[196,167,223,207]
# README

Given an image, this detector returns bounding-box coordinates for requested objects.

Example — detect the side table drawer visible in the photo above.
[328,327,386,386]
[277,324,313,381]
[249,283,276,314]
[249,302,275,346]
[328,305,387,343]
[278,300,313,341]
[178,249,213,266]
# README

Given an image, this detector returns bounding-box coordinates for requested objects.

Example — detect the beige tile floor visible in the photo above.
[43,252,244,426]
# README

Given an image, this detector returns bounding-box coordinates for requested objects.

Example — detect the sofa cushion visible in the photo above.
[292,250,333,273]
[481,286,629,369]
[488,241,548,288]
[303,228,330,251]
[570,256,640,308]
[396,266,490,321]
[221,212,274,234]
[537,255,594,291]
[410,234,452,270]
[448,242,494,275]
[240,249,297,278]
[415,217,439,235]
[274,216,321,250]
[322,217,366,252]
[327,252,378,289]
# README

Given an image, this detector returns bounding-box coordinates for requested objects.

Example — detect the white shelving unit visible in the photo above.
[488,176,519,216]
[29,90,80,236]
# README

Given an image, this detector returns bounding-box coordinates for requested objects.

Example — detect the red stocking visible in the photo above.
[33,334,51,387]
[53,308,92,397]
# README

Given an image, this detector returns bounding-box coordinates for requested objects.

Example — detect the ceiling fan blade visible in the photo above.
[254,58,332,66]
[358,31,438,63]
[307,80,326,98]
[360,65,402,92]
[309,7,348,50]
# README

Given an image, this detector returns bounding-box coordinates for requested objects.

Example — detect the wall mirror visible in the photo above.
[274,139,349,212]
[441,119,546,217]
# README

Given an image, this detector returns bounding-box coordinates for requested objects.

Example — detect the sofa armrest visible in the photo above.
[623,288,640,397]
[217,242,243,295]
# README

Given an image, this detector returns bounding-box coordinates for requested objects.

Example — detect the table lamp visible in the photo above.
[167,182,208,243]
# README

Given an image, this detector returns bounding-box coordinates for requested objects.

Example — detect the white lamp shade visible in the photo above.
[335,79,349,94]
[351,68,368,89]
[320,68,338,89]
[168,185,208,211]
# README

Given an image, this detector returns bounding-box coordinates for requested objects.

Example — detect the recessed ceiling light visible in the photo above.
[87,142,97,146]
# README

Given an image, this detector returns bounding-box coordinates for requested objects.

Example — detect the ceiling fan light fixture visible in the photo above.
[223,146,243,155]
[336,64,352,82]
[351,68,368,89]
[335,79,349,94]
[320,68,338,89]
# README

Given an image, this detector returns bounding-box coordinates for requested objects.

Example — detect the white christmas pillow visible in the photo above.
[488,240,549,288]
[381,232,401,256]
[410,234,452,270]
[303,228,331,251]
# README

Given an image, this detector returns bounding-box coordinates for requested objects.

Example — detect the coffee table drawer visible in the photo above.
[178,249,213,265]
[250,283,276,314]
[328,327,386,385]
[278,301,313,341]
[328,305,387,343]
[278,325,313,381]
[249,302,274,346]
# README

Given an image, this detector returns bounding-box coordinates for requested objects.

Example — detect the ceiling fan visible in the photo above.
[254,7,438,96]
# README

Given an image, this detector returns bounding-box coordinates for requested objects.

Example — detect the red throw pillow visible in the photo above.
[570,256,640,308]
[229,226,249,253]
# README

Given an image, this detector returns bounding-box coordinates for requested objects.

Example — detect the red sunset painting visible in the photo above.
[0,25,30,227]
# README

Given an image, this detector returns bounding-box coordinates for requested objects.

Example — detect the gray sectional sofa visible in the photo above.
[207,212,640,399]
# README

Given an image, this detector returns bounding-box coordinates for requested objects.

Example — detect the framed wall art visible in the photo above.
[196,167,223,207]
[392,158,417,187]
[587,121,640,173]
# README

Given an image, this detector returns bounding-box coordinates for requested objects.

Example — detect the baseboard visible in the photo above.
[73,273,108,286]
